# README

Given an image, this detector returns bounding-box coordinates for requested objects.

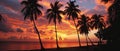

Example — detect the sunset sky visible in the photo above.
[0,0,113,42]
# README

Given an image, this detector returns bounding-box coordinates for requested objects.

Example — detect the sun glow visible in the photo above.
[0,0,112,43]
[58,33,68,40]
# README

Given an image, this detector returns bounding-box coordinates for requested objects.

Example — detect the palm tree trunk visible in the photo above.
[87,36,94,46]
[99,38,102,45]
[98,34,102,45]
[55,23,59,48]
[86,35,89,51]
[85,35,89,46]
[33,20,44,50]
[73,20,81,46]
[98,29,102,45]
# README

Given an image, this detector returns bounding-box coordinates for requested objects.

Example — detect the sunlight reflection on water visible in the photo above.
[0,42,98,50]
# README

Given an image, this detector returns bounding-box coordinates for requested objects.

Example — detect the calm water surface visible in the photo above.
[0,42,98,50]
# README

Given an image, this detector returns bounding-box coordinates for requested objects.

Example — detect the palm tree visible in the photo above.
[64,0,81,46]
[91,14,106,45]
[46,1,64,48]
[101,0,120,48]
[101,0,120,28]
[102,0,120,39]
[101,0,119,24]
[77,14,94,46]
[100,0,120,50]
[21,0,44,50]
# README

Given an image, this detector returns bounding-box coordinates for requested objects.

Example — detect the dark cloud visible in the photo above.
[8,36,18,40]
[16,28,24,32]
[49,30,54,34]
[26,28,34,33]
[39,30,45,35]
[20,36,30,40]
[0,0,23,20]
[38,17,48,26]
[95,5,106,10]
[33,29,46,35]
[0,22,14,32]
[85,9,107,15]
[85,5,107,15]
[0,0,21,11]
[0,6,16,16]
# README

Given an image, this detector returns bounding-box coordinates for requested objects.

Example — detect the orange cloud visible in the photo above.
[95,0,113,11]
[38,0,50,8]
[0,0,102,42]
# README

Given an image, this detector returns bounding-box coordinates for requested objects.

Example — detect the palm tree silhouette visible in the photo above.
[91,14,105,45]
[64,0,81,46]
[100,0,120,50]
[46,1,64,48]
[77,14,94,46]
[101,0,120,49]
[21,0,44,50]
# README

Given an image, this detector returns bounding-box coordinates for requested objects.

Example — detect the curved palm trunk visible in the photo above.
[98,33,102,45]
[85,35,89,46]
[54,23,59,48]
[33,20,44,50]
[99,37,102,45]
[73,20,81,46]
[98,29,103,45]
[87,36,94,46]
[85,35,89,51]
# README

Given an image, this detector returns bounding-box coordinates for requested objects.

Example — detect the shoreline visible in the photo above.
[10,45,105,51]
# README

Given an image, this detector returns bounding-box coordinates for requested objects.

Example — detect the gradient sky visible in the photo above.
[0,0,113,42]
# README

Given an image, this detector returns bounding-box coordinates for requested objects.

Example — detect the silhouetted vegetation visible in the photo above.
[46,1,64,48]
[64,0,81,46]
[99,0,120,51]
[21,0,44,50]
[18,0,120,51]
[91,14,106,45]
[77,14,94,47]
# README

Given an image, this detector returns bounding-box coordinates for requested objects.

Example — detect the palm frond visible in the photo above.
[50,3,54,8]
[21,0,43,21]
[46,1,63,24]
[21,1,28,5]
[57,14,62,24]
[64,0,80,21]
[58,11,65,15]
[36,4,43,9]
[55,1,59,6]
[48,15,53,24]
[21,7,26,12]
[77,14,90,35]
[46,9,52,13]
[24,14,28,20]
[91,14,106,30]
[101,0,109,3]
[74,9,81,13]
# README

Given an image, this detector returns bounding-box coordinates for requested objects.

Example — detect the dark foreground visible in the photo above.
[10,45,118,51]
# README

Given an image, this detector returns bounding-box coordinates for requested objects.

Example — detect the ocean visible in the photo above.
[0,41,98,50]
